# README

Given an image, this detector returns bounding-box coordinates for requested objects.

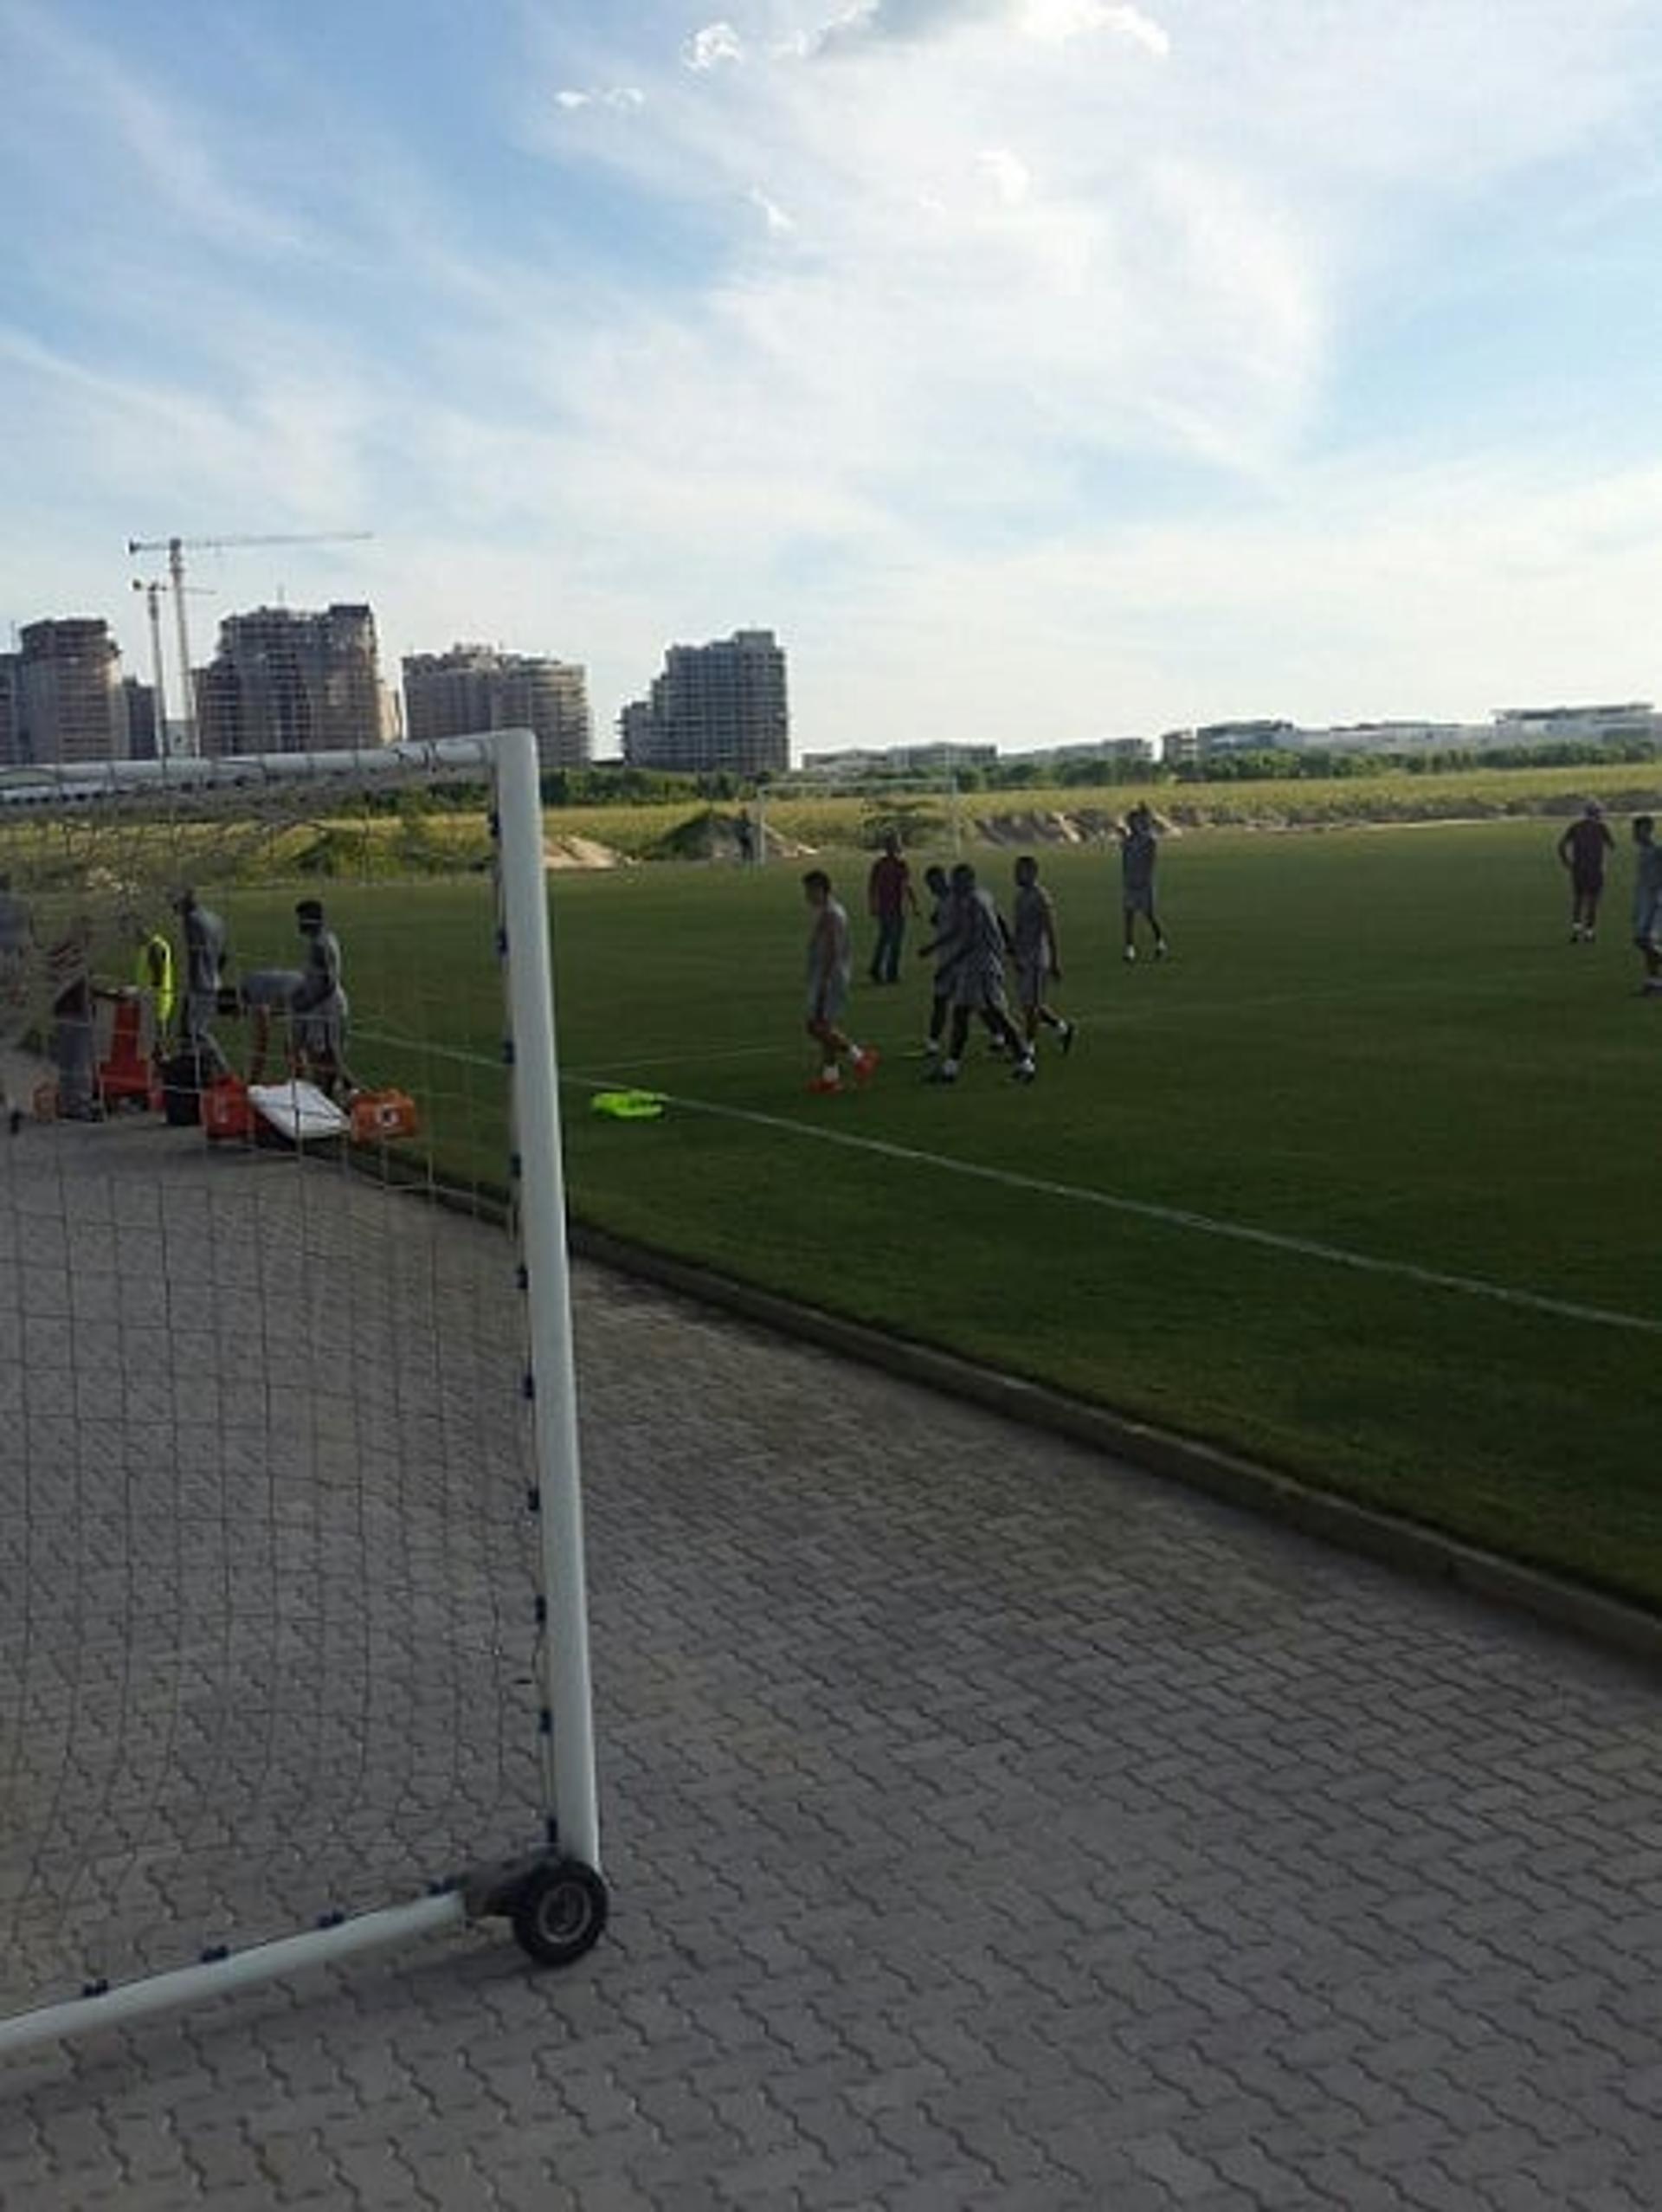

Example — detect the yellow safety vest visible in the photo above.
[135,932,177,1029]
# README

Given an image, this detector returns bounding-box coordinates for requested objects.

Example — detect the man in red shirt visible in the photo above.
[1557,801,1615,943]
[866,831,920,984]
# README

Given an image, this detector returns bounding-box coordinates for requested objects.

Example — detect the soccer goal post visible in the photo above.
[0,730,604,2058]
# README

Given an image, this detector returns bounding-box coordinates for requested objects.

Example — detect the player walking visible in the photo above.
[919,863,959,1058]
[919,862,1033,1085]
[1632,816,1662,995]
[802,871,879,1093]
[1012,856,1075,1059]
[1116,804,1169,962]
[1557,802,1615,943]
[292,899,354,1100]
[173,887,230,1074]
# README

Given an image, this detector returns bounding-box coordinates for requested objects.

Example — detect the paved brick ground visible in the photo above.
[5,1112,1662,2208]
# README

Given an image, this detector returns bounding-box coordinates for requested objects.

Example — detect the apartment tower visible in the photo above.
[402,645,592,774]
[621,629,789,777]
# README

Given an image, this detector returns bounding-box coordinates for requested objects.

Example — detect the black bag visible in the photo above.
[162,1048,207,1126]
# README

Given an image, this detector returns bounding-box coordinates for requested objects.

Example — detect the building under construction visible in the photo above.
[402,644,592,774]
[0,618,130,765]
[196,603,392,758]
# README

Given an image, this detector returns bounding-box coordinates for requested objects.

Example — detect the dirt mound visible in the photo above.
[972,809,1102,847]
[652,809,815,863]
[543,835,624,870]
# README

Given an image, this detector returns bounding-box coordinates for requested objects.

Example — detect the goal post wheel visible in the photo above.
[508,1858,609,1969]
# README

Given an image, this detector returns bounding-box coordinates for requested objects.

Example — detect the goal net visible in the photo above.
[0,732,603,2052]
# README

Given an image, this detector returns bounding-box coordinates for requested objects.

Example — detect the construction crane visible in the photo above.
[124,531,374,757]
[131,577,214,758]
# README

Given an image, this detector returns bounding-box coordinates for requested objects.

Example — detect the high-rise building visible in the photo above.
[622,629,788,777]
[0,653,20,768]
[196,603,390,758]
[122,677,159,762]
[10,619,129,765]
[402,645,591,773]
[615,700,653,764]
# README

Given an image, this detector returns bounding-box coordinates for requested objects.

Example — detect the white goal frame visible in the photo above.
[0,729,602,2055]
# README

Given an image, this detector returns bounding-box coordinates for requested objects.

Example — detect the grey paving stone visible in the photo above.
[7,1119,1662,2211]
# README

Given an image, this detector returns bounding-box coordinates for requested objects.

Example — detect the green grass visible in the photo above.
[228,822,1662,1609]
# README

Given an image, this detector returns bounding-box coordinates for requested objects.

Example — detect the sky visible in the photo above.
[4,0,1662,758]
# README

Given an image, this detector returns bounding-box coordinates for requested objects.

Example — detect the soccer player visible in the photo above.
[1632,816,1662,995]
[1557,802,1615,942]
[235,967,304,1083]
[918,863,960,1057]
[866,831,920,985]
[802,870,879,1093]
[1116,804,1169,962]
[919,861,1033,1084]
[291,899,355,1099]
[1011,856,1075,1058]
[173,887,230,1074]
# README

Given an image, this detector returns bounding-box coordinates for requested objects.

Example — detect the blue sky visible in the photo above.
[4,0,1662,755]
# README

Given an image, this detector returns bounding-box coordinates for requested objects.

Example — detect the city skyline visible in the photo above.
[4,2,1662,756]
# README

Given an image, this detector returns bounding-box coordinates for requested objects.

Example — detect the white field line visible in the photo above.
[351,1029,1662,1339]
[566,1074,1662,1342]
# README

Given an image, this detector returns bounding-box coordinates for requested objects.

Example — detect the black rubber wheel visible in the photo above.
[509,1859,609,1967]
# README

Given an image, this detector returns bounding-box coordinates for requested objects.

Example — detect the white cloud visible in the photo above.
[685,21,745,70]
[750,187,798,235]
[804,0,1168,55]
[555,84,645,111]
[1016,0,1169,54]
[976,147,1032,205]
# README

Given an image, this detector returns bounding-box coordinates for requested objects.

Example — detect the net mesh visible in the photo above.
[0,752,548,2009]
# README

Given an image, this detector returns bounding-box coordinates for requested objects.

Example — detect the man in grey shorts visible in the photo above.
[235,967,304,1082]
[802,870,879,1094]
[291,899,353,1099]
[1011,855,1075,1060]
[174,887,230,1074]
[1117,804,1169,963]
[919,863,1034,1085]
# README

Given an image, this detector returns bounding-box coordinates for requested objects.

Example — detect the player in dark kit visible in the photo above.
[1556,802,1615,943]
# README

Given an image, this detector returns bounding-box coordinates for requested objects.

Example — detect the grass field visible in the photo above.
[227,819,1662,1610]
